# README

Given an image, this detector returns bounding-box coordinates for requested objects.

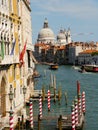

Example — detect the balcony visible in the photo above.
[0,55,19,65]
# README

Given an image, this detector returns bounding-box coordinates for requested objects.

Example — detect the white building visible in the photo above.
[37,18,55,44]
[57,28,71,45]
[37,18,71,46]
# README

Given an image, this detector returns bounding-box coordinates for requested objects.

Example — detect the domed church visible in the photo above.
[37,18,55,44]
[37,18,71,45]
[57,28,71,45]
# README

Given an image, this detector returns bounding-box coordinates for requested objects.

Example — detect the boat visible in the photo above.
[49,63,59,70]
[80,64,98,72]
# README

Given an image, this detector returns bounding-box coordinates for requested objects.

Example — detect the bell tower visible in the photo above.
[67,27,71,44]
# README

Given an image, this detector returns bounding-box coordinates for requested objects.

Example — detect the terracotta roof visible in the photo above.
[79,50,98,54]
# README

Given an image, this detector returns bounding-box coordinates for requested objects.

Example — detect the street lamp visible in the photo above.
[23,85,26,94]
[9,85,13,109]
[22,85,27,129]
[23,85,27,108]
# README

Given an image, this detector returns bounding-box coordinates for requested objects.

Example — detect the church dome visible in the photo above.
[57,29,66,40]
[38,28,54,39]
[37,18,55,43]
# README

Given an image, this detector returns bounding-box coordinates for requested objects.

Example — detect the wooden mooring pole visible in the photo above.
[65,92,68,105]
[58,115,62,130]
[18,117,20,130]
[42,85,45,102]
[38,114,41,130]
[21,115,24,130]
[58,87,62,104]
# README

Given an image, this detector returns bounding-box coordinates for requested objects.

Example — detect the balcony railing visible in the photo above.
[0,55,19,65]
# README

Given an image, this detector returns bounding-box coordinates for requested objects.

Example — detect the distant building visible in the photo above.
[78,50,98,65]
[37,18,55,44]
[37,18,71,45]
[57,28,71,45]
[34,19,98,66]
[66,42,98,65]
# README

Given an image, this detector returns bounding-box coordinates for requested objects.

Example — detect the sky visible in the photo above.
[30,0,98,44]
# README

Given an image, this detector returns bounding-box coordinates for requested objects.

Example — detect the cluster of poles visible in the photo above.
[71,81,86,130]
[9,80,85,130]
[9,97,34,130]
[9,89,51,130]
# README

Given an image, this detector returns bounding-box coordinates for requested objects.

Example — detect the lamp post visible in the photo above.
[23,85,27,102]
[9,85,14,130]
[22,85,27,129]
[9,85,13,109]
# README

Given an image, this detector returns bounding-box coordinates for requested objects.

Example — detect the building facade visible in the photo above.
[0,0,34,128]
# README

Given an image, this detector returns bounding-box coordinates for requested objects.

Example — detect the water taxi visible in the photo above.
[81,64,98,72]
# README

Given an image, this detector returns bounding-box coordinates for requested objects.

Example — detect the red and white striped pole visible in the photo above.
[47,90,51,111]
[82,91,86,114]
[29,98,33,129]
[78,93,82,116]
[9,108,14,130]
[74,98,78,126]
[39,95,42,119]
[71,104,75,130]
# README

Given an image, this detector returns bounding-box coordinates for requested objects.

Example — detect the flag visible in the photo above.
[19,39,27,63]
[10,39,16,55]
[1,39,5,59]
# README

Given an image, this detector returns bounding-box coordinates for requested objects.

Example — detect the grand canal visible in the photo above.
[27,64,98,130]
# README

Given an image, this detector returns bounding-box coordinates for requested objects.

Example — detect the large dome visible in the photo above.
[37,18,55,43]
[38,28,55,39]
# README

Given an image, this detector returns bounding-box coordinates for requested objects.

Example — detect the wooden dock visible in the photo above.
[24,114,84,130]
[57,114,84,130]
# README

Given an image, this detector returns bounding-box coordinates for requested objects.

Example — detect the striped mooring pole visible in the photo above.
[74,98,78,126]
[82,91,86,114]
[9,108,14,130]
[47,90,51,111]
[78,93,82,116]
[39,95,42,119]
[71,104,75,130]
[29,98,33,129]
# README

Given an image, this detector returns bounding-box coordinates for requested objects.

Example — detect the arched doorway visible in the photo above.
[0,77,6,117]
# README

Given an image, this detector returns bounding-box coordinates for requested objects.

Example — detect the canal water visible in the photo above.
[27,64,98,130]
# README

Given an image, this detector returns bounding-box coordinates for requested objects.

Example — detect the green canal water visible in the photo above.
[27,64,98,130]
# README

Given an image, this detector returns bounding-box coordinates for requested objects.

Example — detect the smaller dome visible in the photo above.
[57,30,66,40]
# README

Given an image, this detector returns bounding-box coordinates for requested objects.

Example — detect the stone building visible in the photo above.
[37,18,71,46]
[37,18,55,44]
[57,28,71,45]
[0,0,34,129]
[34,18,71,64]
[66,42,98,65]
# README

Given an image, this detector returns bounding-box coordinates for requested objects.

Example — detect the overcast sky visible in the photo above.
[30,0,98,43]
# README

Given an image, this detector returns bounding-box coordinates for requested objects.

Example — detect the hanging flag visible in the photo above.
[10,39,16,55]
[19,39,27,63]
[1,39,5,59]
